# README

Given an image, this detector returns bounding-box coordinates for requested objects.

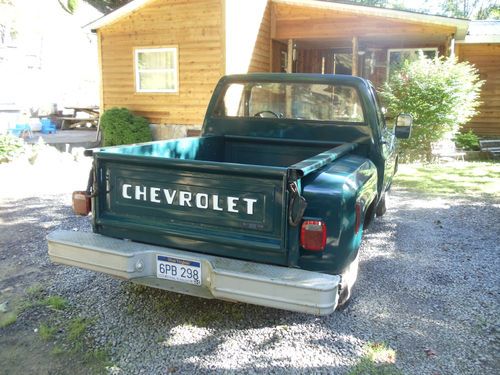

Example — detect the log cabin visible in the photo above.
[86,0,500,138]
[457,21,500,137]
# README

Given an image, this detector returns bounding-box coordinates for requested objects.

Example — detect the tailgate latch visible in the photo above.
[288,182,307,227]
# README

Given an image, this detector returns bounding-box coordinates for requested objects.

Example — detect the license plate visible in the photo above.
[156,255,202,286]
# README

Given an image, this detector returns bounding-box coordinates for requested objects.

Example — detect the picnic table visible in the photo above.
[58,106,100,130]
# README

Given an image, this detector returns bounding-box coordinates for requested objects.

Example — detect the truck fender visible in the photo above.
[299,155,378,275]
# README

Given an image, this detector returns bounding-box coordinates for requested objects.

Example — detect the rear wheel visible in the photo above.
[375,193,387,217]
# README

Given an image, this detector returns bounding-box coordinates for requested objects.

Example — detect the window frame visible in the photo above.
[369,84,387,131]
[386,48,438,80]
[134,46,179,93]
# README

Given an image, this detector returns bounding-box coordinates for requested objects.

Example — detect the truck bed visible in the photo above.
[91,136,353,266]
[102,135,342,167]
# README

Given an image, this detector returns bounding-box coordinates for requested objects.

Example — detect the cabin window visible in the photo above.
[386,48,438,80]
[134,47,178,93]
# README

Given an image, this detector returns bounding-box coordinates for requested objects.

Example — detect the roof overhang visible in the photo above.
[456,35,500,44]
[84,0,155,31]
[85,0,470,40]
[273,0,470,40]
[456,21,500,44]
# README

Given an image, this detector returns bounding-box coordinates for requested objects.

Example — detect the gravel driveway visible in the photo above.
[0,155,499,374]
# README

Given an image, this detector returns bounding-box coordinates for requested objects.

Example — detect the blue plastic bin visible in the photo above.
[8,124,32,137]
[41,118,56,134]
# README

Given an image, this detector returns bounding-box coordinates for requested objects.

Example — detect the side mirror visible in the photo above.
[394,114,413,139]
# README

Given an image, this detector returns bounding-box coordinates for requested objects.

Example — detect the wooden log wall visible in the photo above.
[99,0,223,125]
[458,43,500,137]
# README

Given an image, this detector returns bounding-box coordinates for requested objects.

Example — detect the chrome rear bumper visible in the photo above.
[47,230,340,315]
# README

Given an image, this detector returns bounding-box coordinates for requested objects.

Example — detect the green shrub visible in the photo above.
[67,0,78,13]
[100,108,153,147]
[381,54,483,162]
[454,130,480,151]
[0,134,26,163]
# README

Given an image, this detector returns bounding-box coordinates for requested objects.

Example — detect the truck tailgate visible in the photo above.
[93,155,289,265]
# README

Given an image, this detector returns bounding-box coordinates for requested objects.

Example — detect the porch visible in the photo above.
[268,0,468,87]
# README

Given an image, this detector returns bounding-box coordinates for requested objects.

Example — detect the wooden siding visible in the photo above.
[99,0,223,125]
[458,43,500,136]
[225,0,271,74]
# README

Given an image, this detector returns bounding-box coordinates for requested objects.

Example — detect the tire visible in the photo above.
[337,285,352,310]
[375,193,387,217]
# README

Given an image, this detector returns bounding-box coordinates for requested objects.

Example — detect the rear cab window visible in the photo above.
[214,82,365,123]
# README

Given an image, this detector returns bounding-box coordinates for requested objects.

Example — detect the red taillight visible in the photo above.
[355,202,361,234]
[300,220,327,251]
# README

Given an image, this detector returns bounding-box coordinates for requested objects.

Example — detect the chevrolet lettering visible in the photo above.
[47,73,412,315]
[121,183,258,215]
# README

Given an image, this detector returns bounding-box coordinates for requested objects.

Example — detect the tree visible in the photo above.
[327,0,408,8]
[67,0,78,14]
[439,0,500,19]
[380,54,484,162]
[348,0,389,6]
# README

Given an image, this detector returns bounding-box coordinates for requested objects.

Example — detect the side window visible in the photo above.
[370,87,386,130]
[134,47,178,93]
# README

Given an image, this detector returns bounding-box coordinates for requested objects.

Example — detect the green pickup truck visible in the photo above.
[47,73,412,315]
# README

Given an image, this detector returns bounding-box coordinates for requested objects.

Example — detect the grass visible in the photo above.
[67,318,89,342]
[348,342,402,375]
[41,296,68,311]
[39,323,57,340]
[394,162,500,197]
[26,284,44,299]
[37,316,110,372]
[0,313,17,328]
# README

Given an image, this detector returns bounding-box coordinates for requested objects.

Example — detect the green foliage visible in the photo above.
[454,130,480,151]
[37,316,111,371]
[39,323,57,341]
[41,296,68,311]
[0,134,26,163]
[349,0,389,6]
[381,54,483,162]
[100,107,153,147]
[67,318,89,342]
[67,0,78,13]
[488,7,500,19]
[441,0,500,19]
[348,342,401,375]
[0,313,17,328]
[340,0,409,11]
[26,284,44,299]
